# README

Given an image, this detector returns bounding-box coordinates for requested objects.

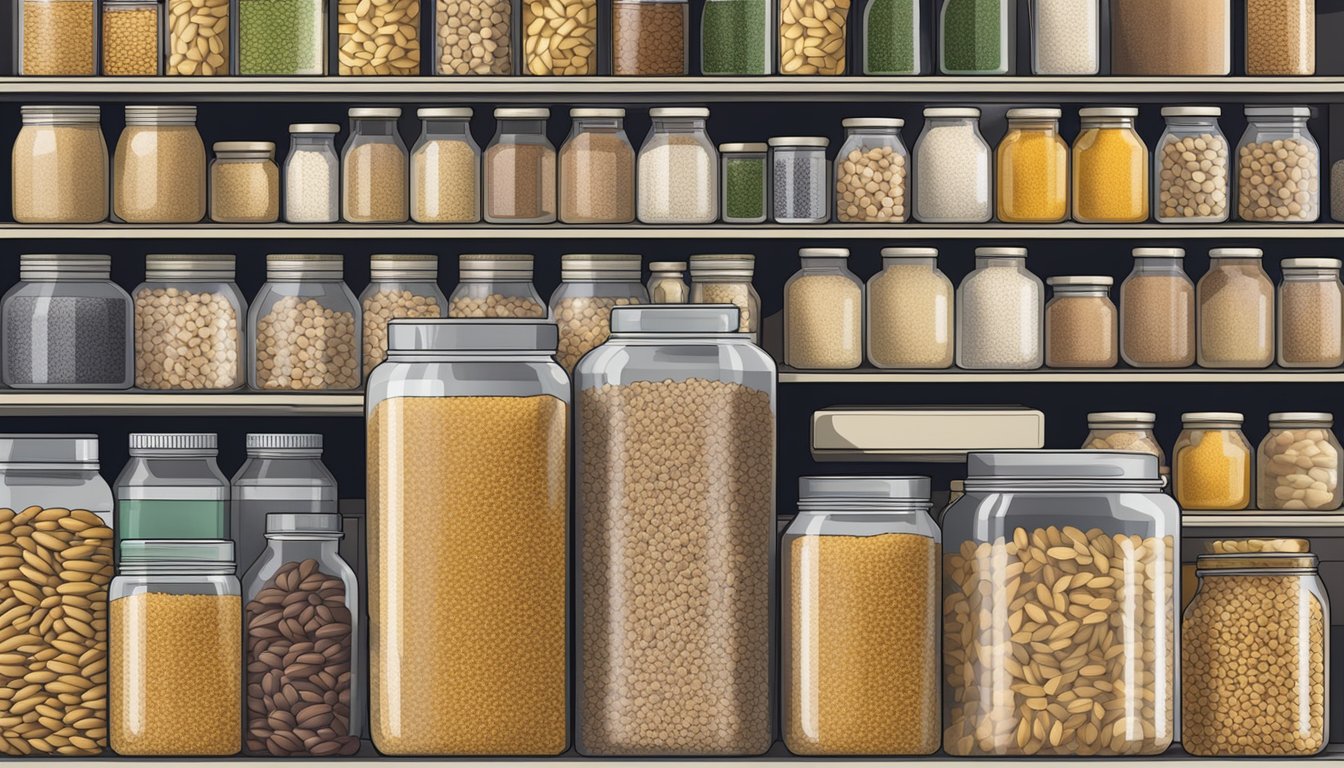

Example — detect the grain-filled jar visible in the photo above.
[863,0,919,73]
[867,247,953,369]
[1279,257,1343,368]
[110,540,241,756]
[647,261,689,303]
[101,0,161,74]
[778,0,847,73]
[1031,0,1096,74]
[720,143,768,224]
[1197,247,1274,369]
[1072,106,1148,223]
[360,254,447,374]
[343,107,409,224]
[411,108,481,224]
[1237,106,1320,223]
[165,0,229,74]
[1182,552,1329,755]
[19,0,97,74]
[770,137,829,224]
[434,0,512,74]
[210,141,279,223]
[0,435,113,757]
[575,305,775,756]
[996,107,1067,223]
[368,319,569,755]
[1174,412,1252,510]
[1110,0,1228,75]
[113,105,206,224]
[115,432,230,543]
[956,247,1043,370]
[1245,0,1314,75]
[1121,248,1195,368]
[700,0,771,74]
[133,254,246,390]
[284,123,340,223]
[1154,107,1229,223]
[549,254,648,373]
[560,108,636,224]
[638,107,718,224]
[912,107,991,223]
[336,0,420,73]
[834,118,908,223]
[784,247,863,370]
[939,0,1010,73]
[522,0,595,74]
[230,433,339,577]
[1083,412,1167,471]
[783,476,940,755]
[249,254,362,391]
[943,451,1177,756]
[236,0,326,74]
[1257,412,1341,511]
[449,254,547,319]
[689,253,759,338]
[485,107,556,224]
[12,105,108,224]
[1044,276,1116,368]
[612,0,689,75]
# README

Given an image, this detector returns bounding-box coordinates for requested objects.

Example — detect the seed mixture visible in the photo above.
[237,0,324,74]
[286,149,338,223]
[940,0,1001,72]
[913,121,990,222]
[1157,132,1228,221]
[778,0,847,74]
[4,296,129,387]
[723,155,767,222]
[612,1,687,75]
[212,160,280,223]
[560,132,635,223]
[1280,275,1342,367]
[554,296,641,373]
[412,139,480,223]
[448,294,546,318]
[102,5,160,75]
[1110,0,1227,75]
[1045,294,1116,368]
[1072,126,1148,223]
[1198,264,1274,367]
[522,0,596,74]
[773,152,828,222]
[1258,426,1339,510]
[863,0,915,73]
[701,0,766,74]
[22,0,96,75]
[254,296,360,390]
[1032,0,1096,74]
[485,142,557,222]
[344,143,409,223]
[113,126,207,223]
[12,123,108,224]
[785,274,863,369]
[436,0,513,74]
[361,290,444,374]
[957,263,1041,369]
[166,0,230,75]
[996,125,1067,223]
[638,137,717,222]
[867,263,952,368]
[1245,0,1314,75]
[1120,273,1194,367]
[336,0,420,74]
[836,143,907,222]
[1175,428,1251,509]
[134,287,243,390]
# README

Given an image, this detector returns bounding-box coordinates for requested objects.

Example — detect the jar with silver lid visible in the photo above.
[249,254,361,391]
[1197,247,1274,369]
[343,107,409,224]
[231,433,339,576]
[210,141,279,223]
[449,254,547,319]
[360,254,447,375]
[133,254,246,391]
[549,254,648,373]
[12,105,108,224]
[769,136,829,224]
[784,248,863,370]
[689,253,759,338]
[113,105,207,224]
[285,123,340,224]
[115,432,230,543]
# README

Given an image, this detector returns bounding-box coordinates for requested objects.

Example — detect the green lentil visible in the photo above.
[237,0,324,74]
[701,0,767,74]
[724,156,766,221]
[865,0,915,73]
[940,0,1002,73]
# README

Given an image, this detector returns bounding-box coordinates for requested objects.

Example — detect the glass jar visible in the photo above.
[210,141,279,223]
[689,253,760,338]
[560,108,636,224]
[336,0,419,73]
[411,107,481,224]
[700,0,770,74]
[783,476,940,755]
[549,254,648,373]
[867,247,953,369]
[113,105,207,224]
[114,432,229,544]
[1335,159,1344,222]
[521,0,595,74]
[1237,106,1320,223]
[166,0,229,74]
[285,123,340,223]
[19,0,96,74]
[1110,0,1228,75]
[1182,552,1329,755]
[243,513,361,756]
[612,0,688,75]
[939,0,1010,74]
[367,319,569,755]
[995,107,1067,223]
[956,247,1043,370]
[912,107,991,223]
[1155,107,1229,223]
[834,118,909,223]
[109,540,241,756]
[1198,247,1274,369]
[1044,275,1117,368]
[1258,412,1341,511]
[784,248,863,370]
[1032,0,1096,73]
[249,254,362,391]
[0,435,112,756]
[1246,0,1313,75]
[449,254,547,319]
[1279,257,1343,368]
[485,107,556,224]
[1083,411,1167,471]
[1072,106,1148,224]
[12,105,108,224]
[647,261,689,303]
[231,433,338,576]
[133,254,246,391]
[574,305,775,756]
[864,0,919,74]
[770,137,829,224]
[778,0,847,73]
[1174,412,1252,510]
[1121,247,1195,368]
[942,451,1177,756]
[101,0,161,74]
[236,0,325,74]
[434,0,513,74]
[343,107,408,224]
[361,254,447,374]
[720,143,768,224]
[637,107,718,224]
[1,254,133,389]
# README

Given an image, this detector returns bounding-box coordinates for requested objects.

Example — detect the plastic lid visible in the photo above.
[798,475,931,501]
[246,433,323,451]
[129,433,218,451]
[494,107,549,119]
[923,107,979,118]
[266,253,343,278]
[213,141,274,155]
[21,105,100,124]
[386,319,558,353]
[145,253,236,280]
[842,117,904,128]
[561,254,641,281]
[19,254,112,279]
[570,108,625,118]
[1282,258,1341,270]
[975,246,1027,258]
[1245,106,1312,118]
[371,254,438,279]
[119,539,234,565]
[1133,247,1185,258]
[124,105,196,125]
[1088,411,1157,427]
[417,107,472,118]
[266,512,342,535]
[965,451,1160,482]
[650,107,709,118]
[609,305,740,334]
[1182,411,1244,425]
[1006,107,1062,119]
[1209,248,1264,260]
[881,247,938,259]
[649,261,688,271]
[719,142,767,152]
[767,136,829,148]
[1079,106,1139,118]
[348,107,401,118]
[1269,412,1333,426]
[1047,276,1113,287]
[1161,106,1221,117]
[798,247,849,259]
[459,253,534,280]
[0,434,98,465]
[289,123,340,133]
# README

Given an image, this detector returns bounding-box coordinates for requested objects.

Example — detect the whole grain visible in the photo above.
[1032,0,1097,74]
[134,287,243,390]
[4,296,130,387]
[1175,424,1252,510]
[436,0,513,74]
[867,262,952,368]
[102,5,160,75]
[785,274,863,369]
[337,0,421,74]
[1045,288,1117,368]
[778,0,848,74]
[560,132,635,223]
[254,296,360,390]
[1280,273,1343,367]
[957,259,1042,369]
[412,139,480,223]
[1198,261,1274,367]
[113,125,207,223]
[913,118,990,222]
[694,283,754,331]
[22,0,96,74]
[638,136,716,222]
[361,290,444,374]
[1072,122,1149,223]
[166,0,230,75]
[522,0,596,74]
[285,149,339,223]
[1120,274,1194,367]
[612,0,687,75]
[344,143,409,223]
[237,0,325,74]
[485,142,556,222]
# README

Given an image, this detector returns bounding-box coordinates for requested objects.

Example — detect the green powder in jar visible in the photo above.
[701,0,767,74]
[724,157,766,221]
[865,0,915,73]
[237,0,323,74]
[941,0,1002,73]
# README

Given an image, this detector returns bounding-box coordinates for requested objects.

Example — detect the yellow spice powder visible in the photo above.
[1175,429,1251,509]
[996,129,1068,223]
[1072,127,1149,223]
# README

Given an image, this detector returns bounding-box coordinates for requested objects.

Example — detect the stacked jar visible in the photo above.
[638,108,718,224]
[956,247,1042,370]
[210,141,280,223]
[411,108,481,224]
[133,254,246,391]
[101,0,161,75]
[284,123,340,223]
[866,247,953,369]
[770,137,829,224]
[1279,257,1343,368]
[834,118,908,223]
[784,248,863,370]
[1174,412,1252,510]
[549,254,648,373]
[688,254,760,339]
[1154,107,1229,224]
[1120,247,1195,368]
[1072,107,1148,223]
[559,108,636,224]
[360,254,447,375]
[612,0,689,75]
[343,107,409,224]
[1044,276,1116,368]
[701,0,771,74]
[721,143,769,224]
[115,433,230,543]
[19,0,97,74]
[236,0,325,74]
[913,108,990,223]
[1237,106,1320,223]
[12,104,108,224]
[249,254,362,391]
[113,105,207,224]
[1257,412,1341,511]
[449,254,547,319]
[996,107,1067,223]
[485,108,556,224]
[1198,247,1274,369]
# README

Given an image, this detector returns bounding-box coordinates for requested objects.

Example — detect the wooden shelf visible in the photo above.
[780,367,1344,383]
[0,391,363,416]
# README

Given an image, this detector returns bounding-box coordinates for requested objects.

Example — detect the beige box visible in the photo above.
[811,405,1046,462]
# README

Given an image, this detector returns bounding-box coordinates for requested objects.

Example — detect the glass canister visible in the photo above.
[133,254,246,391]
[1182,552,1329,755]
[521,0,595,74]
[434,0,513,74]
[113,105,207,224]
[770,137,829,224]
[1044,275,1117,368]
[1155,107,1229,224]
[549,254,648,373]
[1198,247,1274,369]
[12,104,108,224]
[1246,0,1314,75]
[19,0,96,75]
[1121,247,1195,368]
[1083,412,1167,470]
[485,107,556,224]
[700,0,771,74]
[784,248,863,370]
[575,305,775,756]
[449,254,547,319]
[1237,106,1320,223]
[235,0,326,74]
[367,319,569,755]
[166,0,229,74]
[361,254,447,374]
[336,0,420,74]
[1258,412,1341,511]
[1031,0,1096,74]
[231,433,338,576]
[1072,106,1148,224]
[939,0,1010,73]
[343,107,408,224]
[912,107,991,223]
[863,0,919,74]
[834,118,908,223]
[411,107,481,224]
[995,107,1067,223]
[1,254,133,390]
[109,540,241,756]
[647,261,689,303]
[720,143,768,224]
[942,451,1177,756]
[101,0,161,74]
[1279,257,1343,368]
[778,0,847,73]
[0,435,113,757]
[1110,0,1228,75]
[782,476,940,755]
[638,107,718,224]
[1174,412,1252,510]
[210,141,279,223]
[867,247,953,369]
[612,0,689,75]
[689,253,760,338]
[285,123,340,223]
[956,247,1043,370]
[249,254,362,391]
[559,108,636,224]
[115,432,229,543]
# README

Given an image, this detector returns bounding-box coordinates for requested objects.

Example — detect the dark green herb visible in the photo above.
[724,157,766,220]
[940,0,1002,73]
[238,0,323,75]
[701,0,767,74]
[865,0,915,73]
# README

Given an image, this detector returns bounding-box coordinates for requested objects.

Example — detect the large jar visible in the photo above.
[166,0,229,74]
[770,137,829,224]
[939,0,1010,73]
[485,107,556,224]
[115,432,229,544]
[521,0,595,74]
[647,260,689,303]
[688,253,759,338]
[0,435,112,757]
[449,254,547,318]
[700,0,770,74]
[721,143,768,224]
[12,105,107,223]
[109,540,241,756]
[834,118,908,223]
[1237,106,1320,223]
[231,433,338,575]
[360,254,446,375]
[1197,247,1274,369]
[559,108,636,224]
[783,476,940,755]
[1155,107,1229,224]
[575,305,775,756]
[863,0,919,74]
[133,254,246,391]
[912,107,991,223]
[368,319,569,755]
[1279,257,1343,368]
[942,451,1177,756]
[956,247,1043,370]
[996,107,1067,223]
[336,0,419,74]
[549,254,648,373]
[1257,412,1341,511]
[637,107,718,224]
[284,123,340,223]
[1072,107,1148,224]
[1245,0,1313,75]
[434,0,512,74]
[1032,0,1096,74]
[1110,0,1228,75]
[236,0,326,74]
[867,247,952,369]
[1120,247,1195,368]
[784,248,863,370]
[1044,276,1117,368]
[209,141,279,223]
[1083,411,1167,472]
[612,0,688,74]
[19,0,96,74]
[778,0,847,73]
[249,254,361,391]
[412,108,481,224]
[1174,412,1252,510]
[113,105,206,224]
[343,107,408,224]
[101,0,161,75]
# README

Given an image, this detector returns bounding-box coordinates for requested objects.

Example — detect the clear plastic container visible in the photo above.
[12,105,108,223]
[1044,275,1117,368]
[778,0,847,73]
[720,142,768,224]
[449,254,547,319]
[411,108,481,224]
[249,254,361,391]
[101,0,161,74]
[612,0,689,75]
[521,0,595,74]
[912,107,991,223]
[284,123,340,223]
[955,247,1043,370]
[939,0,1010,74]
[360,254,446,375]
[19,0,97,74]
[1257,412,1341,511]
[867,247,953,369]
[688,253,759,338]
[769,136,829,224]
[336,0,420,74]
[647,261,689,303]
[637,107,718,224]
[1155,107,1229,223]
[700,0,771,74]
[834,118,908,223]
[133,254,246,391]
[1110,0,1229,75]
[115,433,230,544]
[165,0,230,74]
[113,105,207,224]
[485,107,556,224]
[1072,106,1148,224]
[210,141,279,223]
[1082,412,1167,471]
[784,248,863,370]
[342,107,408,224]
[1237,106,1320,223]
[1121,247,1195,368]
[235,0,326,74]
[1245,0,1314,75]
[1174,412,1253,510]
[1031,0,1096,74]
[549,254,648,373]
[863,0,920,74]
[995,107,1067,223]
[1279,257,1343,368]
[231,433,339,576]
[433,0,513,74]
[574,305,775,756]
[560,108,635,224]
[1197,247,1274,369]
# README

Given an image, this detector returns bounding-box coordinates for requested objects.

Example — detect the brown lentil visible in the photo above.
[559,132,635,224]
[411,140,479,223]
[1157,133,1228,221]
[254,296,360,391]
[436,0,513,74]
[11,120,108,225]
[134,287,243,390]
[611,1,687,75]
[101,5,160,75]
[344,143,409,223]
[166,0,230,75]
[1044,289,1117,368]
[1238,138,1320,222]
[22,0,96,75]
[522,0,596,75]
[448,294,546,318]
[211,161,280,223]
[553,296,639,373]
[1245,0,1314,76]
[835,145,907,222]
[361,290,444,375]
[778,0,848,74]
[485,142,556,222]
[337,0,421,74]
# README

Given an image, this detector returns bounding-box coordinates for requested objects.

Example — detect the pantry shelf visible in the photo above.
[0,392,364,416]
[780,368,1344,383]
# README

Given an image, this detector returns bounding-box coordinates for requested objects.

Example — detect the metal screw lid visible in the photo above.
[1282,258,1341,270]
[649,261,688,272]
[348,107,401,118]
[119,539,234,565]
[609,305,741,334]
[798,475,931,501]
[1161,106,1221,118]
[561,254,641,281]
[266,254,343,279]
[417,107,472,119]
[387,319,558,353]
[129,433,218,451]
[246,433,323,451]
[690,254,755,280]
[266,512,342,535]
[21,105,100,125]
[975,247,1027,259]
[965,450,1161,482]
[145,254,236,281]
[1181,412,1245,425]
[371,254,438,280]
[1268,412,1333,426]
[289,123,341,133]
[19,254,112,280]
[0,434,99,465]
[1132,247,1186,258]
[1088,412,1157,428]
[494,107,549,119]
[125,105,197,125]
[719,142,768,153]
[842,117,904,128]
[459,254,534,281]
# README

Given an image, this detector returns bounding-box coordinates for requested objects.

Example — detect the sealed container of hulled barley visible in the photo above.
[770,137,829,224]
[19,0,97,74]
[113,106,206,224]
[939,0,1010,73]
[360,254,446,375]
[783,476,940,755]
[0,434,113,756]
[343,108,409,224]
[449,254,547,319]
[784,248,863,370]
[834,118,908,223]
[1197,248,1274,369]
[778,0,847,73]
[1279,258,1343,368]
[412,108,481,224]
[210,141,279,223]
[912,108,991,223]
[368,319,569,755]
[689,254,759,339]
[1110,0,1228,75]
[721,143,768,224]
[434,0,513,74]
[996,107,1067,223]
[284,123,340,223]
[12,105,108,224]
[700,0,770,74]
[956,247,1042,370]
[1120,248,1195,368]
[863,0,919,74]
[943,451,1177,756]
[867,247,952,369]
[1174,412,1252,510]
[230,434,339,576]
[133,254,246,390]
[1237,106,1320,223]
[575,305,775,756]
[1155,107,1229,223]
[249,254,361,391]
[115,432,229,544]
[1044,276,1116,368]
[1031,0,1096,74]
[647,261,689,303]
[1245,0,1314,75]
[638,108,717,223]
[611,0,689,75]
[560,108,636,224]
[1257,412,1341,511]
[336,0,419,74]
[101,0,161,74]
[1072,107,1148,224]
[235,0,326,74]
[522,0,595,74]
[549,254,648,373]
[110,540,241,755]
[485,108,556,224]
[166,0,229,74]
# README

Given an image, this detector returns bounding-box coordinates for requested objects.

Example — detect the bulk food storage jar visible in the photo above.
[1031,0,1096,74]
[689,253,759,338]
[1197,247,1274,369]
[638,107,718,224]
[336,0,419,74]
[166,0,229,74]
[1120,247,1195,368]
[0,435,113,757]
[611,0,688,75]
[1045,276,1117,368]
[1155,107,1229,223]
[367,319,569,755]
[113,105,207,224]
[700,0,771,74]
[778,0,847,74]
[1279,258,1343,368]
[12,105,108,223]
[782,476,940,756]
[939,0,1010,74]
[549,254,648,373]
[942,451,1177,756]
[956,247,1043,370]
[343,107,408,224]
[1083,412,1168,475]
[721,143,768,224]
[1237,106,1320,223]
[1246,0,1314,75]
[115,432,229,543]
[834,118,908,223]
[575,305,776,756]
[133,253,246,391]
[19,0,97,75]
[1,254,133,389]
[770,137,829,224]
[360,254,446,375]
[210,141,279,223]
[1072,107,1148,224]
[648,261,689,303]
[449,254,547,318]
[231,433,339,575]
[235,0,325,74]
[913,108,991,223]
[995,107,1067,223]
[285,123,340,223]
[521,0,596,74]
[867,247,953,369]
[411,108,481,224]
[1174,412,1252,510]
[101,0,161,75]
[434,0,512,74]
[485,107,556,224]
[243,513,361,756]
[559,108,636,224]
[863,0,919,74]
[109,540,241,756]
[784,248,863,370]
[1110,0,1228,75]
[1257,412,1341,511]
[249,254,362,391]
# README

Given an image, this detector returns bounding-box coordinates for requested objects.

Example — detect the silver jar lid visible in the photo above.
[266,512,342,536]
[798,475,931,501]
[719,142,767,153]
[129,432,218,454]
[125,105,197,126]
[119,539,234,566]
[1209,248,1264,260]
[19,254,112,280]
[1088,412,1157,428]
[1079,106,1139,119]
[1245,106,1312,119]
[494,107,549,119]
[246,433,323,451]
[0,434,99,467]
[923,107,980,118]
[145,254,236,281]
[965,450,1161,484]
[371,254,438,280]
[213,141,275,159]
[267,254,343,279]
[387,319,558,353]
[561,254,642,281]
[21,105,100,125]
[460,254,534,281]
[690,253,754,280]
[1161,106,1221,118]
[1047,276,1113,288]
[767,136,829,148]
[798,247,849,259]
[1006,107,1061,120]
[609,305,741,334]
[975,246,1027,259]
[1182,412,1244,426]
[881,247,938,259]
[841,117,904,129]
[650,107,709,119]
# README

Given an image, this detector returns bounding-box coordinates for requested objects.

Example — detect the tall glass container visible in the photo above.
[1031,0,1096,73]
[485,107,556,224]
[249,254,362,391]
[939,0,1010,74]
[912,107,991,223]
[1279,257,1343,368]
[1120,247,1195,368]
[284,123,340,223]
[1245,0,1314,75]
[230,433,339,576]
[342,107,409,224]
[115,433,229,544]
[113,105,207,224]
[1072,106,1148,224]
[19,0,97,74]
[863,0,919,74]
[411,107,481,224]
[1197,247,1274,369]
[867,247,953,369]
[559,108,636,224]
[996,107,1067,223]
[101,0,162,75]
[783,248,863,370]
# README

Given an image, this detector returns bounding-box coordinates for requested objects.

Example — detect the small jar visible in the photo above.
[1245,0,1314,75]
[448,254,547,319]
[1155,107,1229,223]
[912,107,991,223]
[1258,412,1342,511]
[1031,0,1096,74]
[165,0,229,74]
[867,247,953,369]
[1072,106,1149,224]
[769,137,829,224]
[700,0,771,74]
[485,107,556,224]
[720,143,768,224]
[1174,412,1252,510]
[110,540,241,756]
[778,0,848,73]
[412,107,481,224]
[1044,276,1117,369]
[1237,106,1320,223]
[433,0,513,74]
[19,0,96,74]
[133,254,246,391]
[210,141,279,223]
[689,253,760,339]
[995,107,1067,223]
[784,248,863,370]
[1110,0,1228,75]
[939,0,1011,73]
[550,254,648,373]
[236,0,326,74]
[834,118,908,223]
[1198,247,1274,369]
[638,107,718,224]
[1120,248,1195,368]
[361,254,447,375]
[343,107,408,224]
[101,0,161,74]
[249,254,362,391]
[114,432,230,542]
[560,108,636,224]
[1279,257,1343,368]
[230,433,339,576]
[113,105,206,224]
[956,247,1043,370]
[863,0,920,74]
[12,104,108,224]
[521,0,595,74]
[612,0,689,75]
[336,0,419,74]
[1083,412,1167,474]
[284,123,340,224]
[648,261,689,303]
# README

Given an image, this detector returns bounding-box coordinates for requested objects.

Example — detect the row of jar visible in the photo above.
[785,246,1342,370]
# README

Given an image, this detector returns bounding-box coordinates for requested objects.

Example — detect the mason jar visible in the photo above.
[784,248,863,370]
[209,141,279,223]
[449,254,547,319]
[1072,106,1148,224]
[230,433,338,576]
[1120,247,1195,368]
[485,107,557,224]
[1154,107,1229,224]
[867,247,953,369]
[1237,106,1320,223]
[235,0,326,74]
[647,261,689,303]
[249,254,361,391]
[1197,247,1274,369]
[342,107,408,224]
[18,0,96,74]
[913,107,991,223]
[549,254,648,373]
[133,254,246,391]
[1257,412,1342,512]
[101,0,162,74]
[996,107,1067,223]
[700,0,771,74]
[360,254,446,375]
[769,137,829,224]
[1031,0,1096,73]
[113,105,207,224]
[114,432,229,544]
[1044,275,1117,369]
[1278,257,1343,368]
[559,108,636,224]
[12,105,108,224]
[637,107,718,224]
[284,123,340,223]
[1174,411,1252,510]
[834,118,908,223]
[720,142,768,224]
[956,247,1043,370]
[411,107,481,224]
[689,253,759,339]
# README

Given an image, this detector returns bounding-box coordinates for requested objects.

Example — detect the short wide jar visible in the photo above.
[1237,106,1320,223]
[1045,276,1116,368]
[210,141,279,223]
[1174,412,1252,510]
[133,254,246,390]
[12,104,108,224]
[834,118,908,223]
[249,254,362,391]
[784,248,863,370]
[1279,257,1343,368]
[1257,412,1341,511]
[113,105,206,224]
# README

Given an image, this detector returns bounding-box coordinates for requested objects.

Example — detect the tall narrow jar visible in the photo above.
[560,108,636,224]
[411,107,481,224]
[1031,0,1096,74]
[912,107,991,223]
[284,123,340,223]
[1120,247,1195,368]
[485,108,556,224]
[1071,107,1148,224]
[19,0,97,74]
[1278,257,1343,368]
[996,107,1067,223]
[1110,0,1228,75]
[343,107,409,224]
[939,0,1010,74]
[864,0,919,74]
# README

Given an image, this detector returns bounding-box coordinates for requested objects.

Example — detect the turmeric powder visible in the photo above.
[996,109,1068,223]
[1174,421,1252,510]
[1072,108,1149,223]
